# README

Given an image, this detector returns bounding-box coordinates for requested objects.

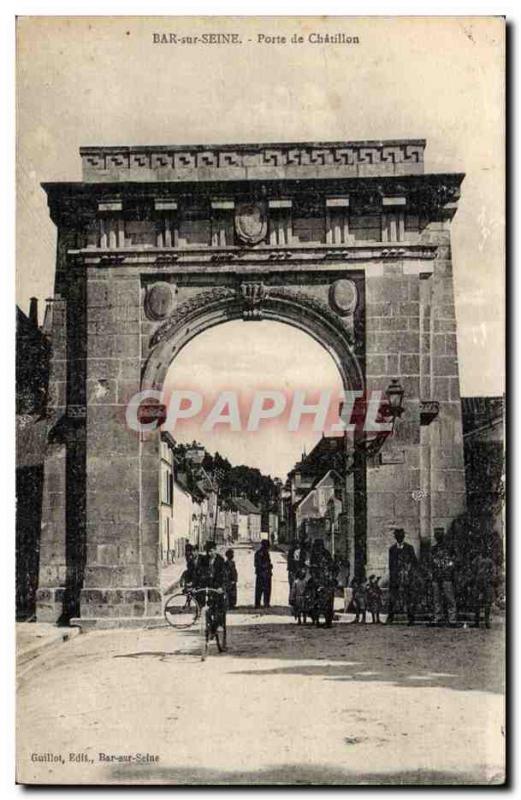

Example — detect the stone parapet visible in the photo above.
[80,140,426,182]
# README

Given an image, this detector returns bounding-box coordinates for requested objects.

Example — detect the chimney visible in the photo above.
[29,297,38,327]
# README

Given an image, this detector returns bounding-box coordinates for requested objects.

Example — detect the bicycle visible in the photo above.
[164,586,227,661]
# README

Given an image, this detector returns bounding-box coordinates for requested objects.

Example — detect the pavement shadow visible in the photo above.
[223,620,504,695]
[106,762,504,786]
[112,618,504,695]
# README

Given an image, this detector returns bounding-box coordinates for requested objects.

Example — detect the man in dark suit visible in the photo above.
[195,540,226,590]
[195,540,227,622]
[254,539,273,608]
[386,528,418,625]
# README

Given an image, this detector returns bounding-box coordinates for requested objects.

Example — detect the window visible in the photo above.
[162,468,173,505]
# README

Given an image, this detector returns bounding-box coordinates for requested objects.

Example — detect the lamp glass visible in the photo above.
[386,379,404,410]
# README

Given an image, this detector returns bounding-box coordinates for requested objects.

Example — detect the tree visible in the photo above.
[173,442,280,512]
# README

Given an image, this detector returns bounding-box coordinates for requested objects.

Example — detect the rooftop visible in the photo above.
[230,497,262,515]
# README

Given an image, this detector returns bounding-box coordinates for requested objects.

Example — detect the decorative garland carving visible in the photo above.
[151,284,355,347]
[151,287,236,345]
[268,287,355,345]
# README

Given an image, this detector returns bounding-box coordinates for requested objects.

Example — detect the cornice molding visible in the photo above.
[72,242,438,269]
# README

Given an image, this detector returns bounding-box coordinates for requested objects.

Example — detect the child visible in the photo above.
[366,575,383,623]
[334,556,351,613]
[350,577,367,623]
[224,549,238,609]
[290,568,310,624]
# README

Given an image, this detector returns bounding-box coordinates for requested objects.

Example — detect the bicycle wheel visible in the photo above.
[164,592,199,629]
[192,588,222,660]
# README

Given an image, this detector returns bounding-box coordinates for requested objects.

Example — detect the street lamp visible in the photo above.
[340,378,405,466]
[382,378,405,418]
[348,378,405,462]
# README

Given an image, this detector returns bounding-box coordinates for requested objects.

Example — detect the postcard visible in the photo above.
[16,15,505,785]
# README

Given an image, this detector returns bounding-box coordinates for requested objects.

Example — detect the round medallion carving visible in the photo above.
[235,202,268,245]
[329,279,358,316]
[145,282,176,321]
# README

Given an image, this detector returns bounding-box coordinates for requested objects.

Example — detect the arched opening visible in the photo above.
[162,319,345,477]
[141,287,363,393]
[142,294,365,606]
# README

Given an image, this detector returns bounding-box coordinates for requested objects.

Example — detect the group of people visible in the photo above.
[287,527,497,628]
[173,538,275,613]
[173,541,239,612]
[385,526,496,629]
[287,538,337,625]
[171,526,497,629]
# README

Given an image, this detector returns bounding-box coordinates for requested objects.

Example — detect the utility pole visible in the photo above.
[212,467,226,541]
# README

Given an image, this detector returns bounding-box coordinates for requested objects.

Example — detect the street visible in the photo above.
[17,546,505,785]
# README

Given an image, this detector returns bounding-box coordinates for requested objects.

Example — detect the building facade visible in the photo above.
[16,301,50,619]
[261,510,279,543]
[229,498,262,544]
[36,139,466,625]
[159,432,206,563]
[294,469,344,549]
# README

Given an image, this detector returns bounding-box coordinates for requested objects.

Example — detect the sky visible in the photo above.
[162,320,345,479]
[16,16,505,475]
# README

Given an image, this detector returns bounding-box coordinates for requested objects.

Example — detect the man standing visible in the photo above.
[386,528,418,626]
[472,547,495,629]
[224,548,238,609]
[254,539,273,609]
[430,527,458,627]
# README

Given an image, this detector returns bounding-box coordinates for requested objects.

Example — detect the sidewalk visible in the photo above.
[16,622,81,670]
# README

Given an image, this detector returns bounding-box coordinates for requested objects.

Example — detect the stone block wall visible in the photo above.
[364,263,422,575]
[363,218,466,576]
[78,269,162,621]
[419,221,466,538]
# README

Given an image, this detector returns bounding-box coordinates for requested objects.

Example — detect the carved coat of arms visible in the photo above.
[235,201,267,245]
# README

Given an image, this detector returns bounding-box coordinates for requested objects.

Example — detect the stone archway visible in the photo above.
[36,138,467,626]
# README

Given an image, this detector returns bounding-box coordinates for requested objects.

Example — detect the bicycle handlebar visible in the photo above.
[183,586,225,602]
